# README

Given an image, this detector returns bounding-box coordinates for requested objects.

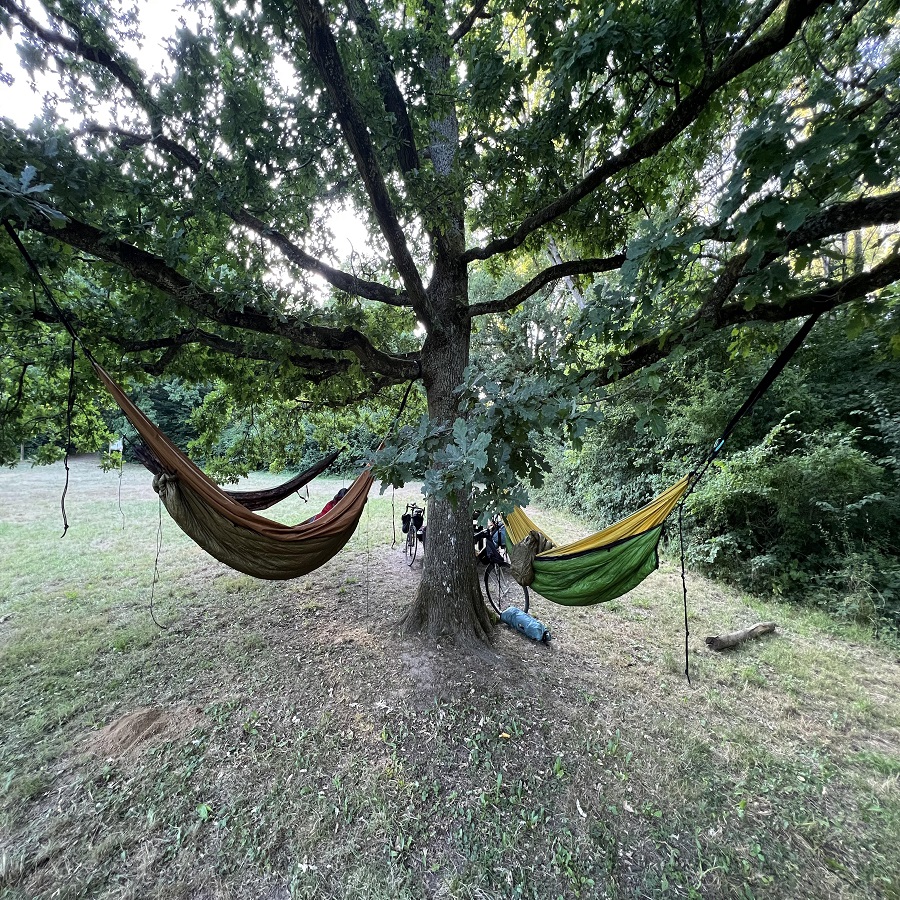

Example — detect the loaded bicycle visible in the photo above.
[474,513,529,615]
[401,502,426,566]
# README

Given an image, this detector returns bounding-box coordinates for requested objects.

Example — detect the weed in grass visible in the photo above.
[740,664,768,688]
[852,750,900,778]
[662,648,682,675]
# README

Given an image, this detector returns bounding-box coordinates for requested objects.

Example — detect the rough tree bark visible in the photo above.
[7,0,895,651]
[399,258,494,645]
[705,622,778,651]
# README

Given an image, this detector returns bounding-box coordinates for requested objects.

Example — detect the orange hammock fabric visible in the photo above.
[92,361,372,580]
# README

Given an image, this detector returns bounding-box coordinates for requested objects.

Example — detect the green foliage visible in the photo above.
[0,165,67,224]
[0,315,111,466]
[689,420,897,614]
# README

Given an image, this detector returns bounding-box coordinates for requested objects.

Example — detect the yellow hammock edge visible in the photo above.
[505,475,691,559]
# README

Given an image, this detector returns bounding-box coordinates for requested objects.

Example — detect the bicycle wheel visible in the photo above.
[484,561,528,615]
[406,528,418,566]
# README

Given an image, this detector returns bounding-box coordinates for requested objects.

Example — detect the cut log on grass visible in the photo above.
[705,622,777,652]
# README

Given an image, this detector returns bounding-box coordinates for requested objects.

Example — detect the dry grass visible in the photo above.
[0,456,898,899]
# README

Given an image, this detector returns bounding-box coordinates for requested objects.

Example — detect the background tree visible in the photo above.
[1,0,898,646]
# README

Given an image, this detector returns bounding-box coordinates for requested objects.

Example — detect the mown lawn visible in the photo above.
[1,457,898,899]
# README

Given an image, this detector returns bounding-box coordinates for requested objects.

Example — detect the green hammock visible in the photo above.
[505,477,690,606]
[503,312,824,609]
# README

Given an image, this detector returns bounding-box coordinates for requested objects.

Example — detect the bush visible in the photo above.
[686,416,899,627]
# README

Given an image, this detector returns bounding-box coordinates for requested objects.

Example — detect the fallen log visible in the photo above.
[705,621,777,652]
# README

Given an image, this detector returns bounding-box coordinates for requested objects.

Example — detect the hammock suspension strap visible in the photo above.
[675,311,823,679]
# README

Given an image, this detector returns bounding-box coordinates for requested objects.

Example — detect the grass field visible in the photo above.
[1,456,898,899]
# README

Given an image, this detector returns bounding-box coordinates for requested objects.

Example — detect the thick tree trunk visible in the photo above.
[399,270,494,647]
[398,39,493,647]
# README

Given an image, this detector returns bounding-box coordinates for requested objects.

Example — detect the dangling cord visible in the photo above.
[365,499,371,631]
[149,496,168,630]
[59,335,77,538]
[678,501,691,685]
[117,434,126,530]
[390,485,397,548]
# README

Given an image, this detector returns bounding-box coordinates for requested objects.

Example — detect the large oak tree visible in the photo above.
[1,0,898,645]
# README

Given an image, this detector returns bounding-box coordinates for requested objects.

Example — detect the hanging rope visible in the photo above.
[5,222,97,537]
[149,496,168,630]
[117,433,126,530]
[386,372,420,547]
[678,503,691,685]
[59,334,76,538]
[365,498,371,629]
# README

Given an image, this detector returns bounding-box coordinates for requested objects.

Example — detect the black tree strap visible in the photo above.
[5,222,84,536]
[691,312,823,486]
[388,364,420,437]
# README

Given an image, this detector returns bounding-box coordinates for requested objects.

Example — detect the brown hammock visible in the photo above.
[225,448,341,510]
[131,441,342,511]
[92,361,373,580]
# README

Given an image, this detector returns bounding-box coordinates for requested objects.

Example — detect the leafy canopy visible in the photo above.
[0,0,898,510]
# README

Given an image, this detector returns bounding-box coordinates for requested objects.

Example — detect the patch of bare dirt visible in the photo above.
[84,704,203,760]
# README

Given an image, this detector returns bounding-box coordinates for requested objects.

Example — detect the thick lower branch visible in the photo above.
[78,124,411,307]
[17,217,421,381]
[598,252,900,385]
[722,253,900,323]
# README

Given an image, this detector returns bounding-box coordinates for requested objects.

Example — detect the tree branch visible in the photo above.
[603,252,900,385]
[723,252,900,324]
[6,0,412,309]
[293,0,428,308]
[346,0,420,174]
[694,0,714,71]
[75,124,412,307]
[450,0,491,43]
[697,189,900,323]
[15,216,422,381]
[696,251,752,323]
[469,254,626,316]
[784,190,900,254]
[1,0,160,121]
[729,0,785,57]
[111,329,352,379]
[462,0,831,263]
